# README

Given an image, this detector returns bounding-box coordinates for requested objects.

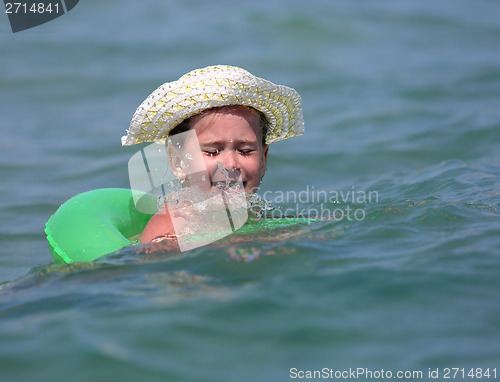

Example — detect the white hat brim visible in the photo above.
[121,65,304,146]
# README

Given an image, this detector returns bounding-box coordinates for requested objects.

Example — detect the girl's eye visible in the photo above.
[204,149,220,157]
[239,150,254,155]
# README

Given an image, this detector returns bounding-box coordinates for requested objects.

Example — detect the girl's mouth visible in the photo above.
[212,180,246,190]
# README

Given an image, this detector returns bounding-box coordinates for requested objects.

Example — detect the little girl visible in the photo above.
[121,65,304,249]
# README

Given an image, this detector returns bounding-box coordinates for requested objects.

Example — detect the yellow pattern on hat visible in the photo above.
[121,65,304,145]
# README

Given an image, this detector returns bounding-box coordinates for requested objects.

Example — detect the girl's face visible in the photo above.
[171,106,268,194]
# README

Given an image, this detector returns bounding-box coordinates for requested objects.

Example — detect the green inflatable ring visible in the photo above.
[45,188,322,264]
[45,188,156,264]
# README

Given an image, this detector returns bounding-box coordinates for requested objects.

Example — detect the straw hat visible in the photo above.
[121,65,304,145]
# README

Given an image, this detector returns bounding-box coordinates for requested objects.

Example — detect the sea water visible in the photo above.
[1,1,499,381]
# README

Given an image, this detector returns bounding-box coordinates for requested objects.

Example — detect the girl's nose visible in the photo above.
[220,151,239,170]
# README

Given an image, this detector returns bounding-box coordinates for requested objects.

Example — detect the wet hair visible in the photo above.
[169,105,268,145]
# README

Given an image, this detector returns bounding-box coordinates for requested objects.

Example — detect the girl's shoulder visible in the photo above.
[140,206,175,243]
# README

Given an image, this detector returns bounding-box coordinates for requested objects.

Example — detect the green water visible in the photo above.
[1,1,499,381]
